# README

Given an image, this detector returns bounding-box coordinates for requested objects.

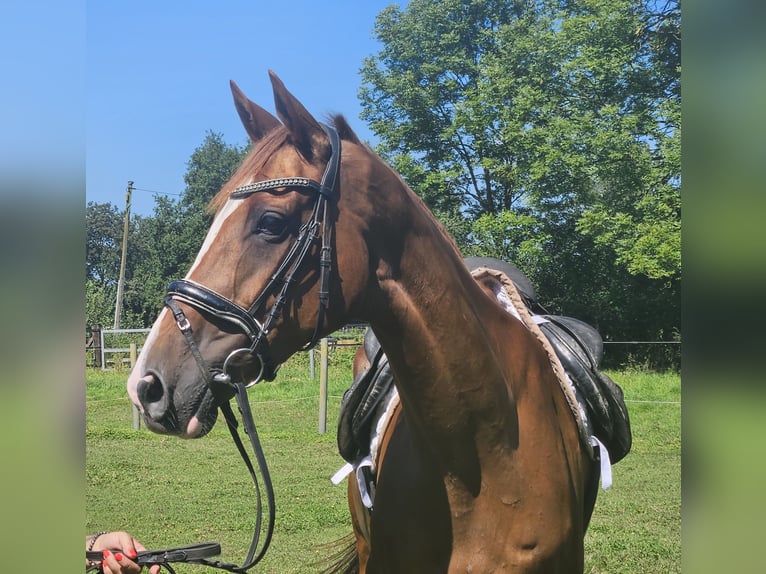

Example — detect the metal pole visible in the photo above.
[318,338,329,434]
[113,181,133,329]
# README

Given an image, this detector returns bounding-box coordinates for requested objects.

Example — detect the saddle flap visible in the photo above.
[338,331,395,463]
[542,315,604,367]
[337,360,377,462]
[538,316,631,463]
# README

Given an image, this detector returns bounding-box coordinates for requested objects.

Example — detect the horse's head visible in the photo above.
[127,71,384,438]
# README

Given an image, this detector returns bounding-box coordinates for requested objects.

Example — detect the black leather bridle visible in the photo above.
[165,122,340,388]
[106,124,341,573]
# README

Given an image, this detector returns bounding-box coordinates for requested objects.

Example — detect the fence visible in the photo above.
[86,325,151,369]
[86,322,370,369]
[86,323,679,371]
[86,323,679,434]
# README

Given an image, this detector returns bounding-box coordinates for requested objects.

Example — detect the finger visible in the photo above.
[125,543,140,561]
[116,552,142,574]
[102,549,141,574]
[114,531,141,560]
[101,550,113,574]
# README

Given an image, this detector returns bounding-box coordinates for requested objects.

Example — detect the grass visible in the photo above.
[583,370,681,573]
[86,351,680,573]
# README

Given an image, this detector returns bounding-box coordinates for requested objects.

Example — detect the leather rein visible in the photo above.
[88,125,340,573]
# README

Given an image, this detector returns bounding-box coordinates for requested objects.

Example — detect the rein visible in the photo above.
[87,543,221,574]
[86,384,275,574]
[89,124,340,573]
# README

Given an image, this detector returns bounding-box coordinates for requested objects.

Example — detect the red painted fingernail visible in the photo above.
[102,550,111,559]
[127,548,137,559]
[114,553,124,561]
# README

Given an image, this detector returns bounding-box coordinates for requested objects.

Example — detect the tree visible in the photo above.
[86,201,122,284]
[466,210,551,279]
[360,0,522,217]
[86,279,117,327]
[179,130,249,262]
[360,0,681,366]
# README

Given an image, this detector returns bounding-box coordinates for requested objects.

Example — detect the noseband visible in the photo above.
[164,123,340,388]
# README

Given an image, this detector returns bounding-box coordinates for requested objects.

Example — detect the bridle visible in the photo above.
[165,122,340,388]
[118,123,340,573]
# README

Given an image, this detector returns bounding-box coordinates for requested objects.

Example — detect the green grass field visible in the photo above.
[86,348,680,573]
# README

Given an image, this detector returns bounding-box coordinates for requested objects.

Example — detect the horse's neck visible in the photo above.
[370,220,525,468]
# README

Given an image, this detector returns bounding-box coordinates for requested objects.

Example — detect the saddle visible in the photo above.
[337,258,632,467]
[337,328,394,463]
[536,314,631,463]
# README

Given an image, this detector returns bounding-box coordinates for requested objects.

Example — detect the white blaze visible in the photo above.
[185,198,243,278]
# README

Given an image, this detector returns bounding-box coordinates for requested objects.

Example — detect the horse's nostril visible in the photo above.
[136,374,167,420]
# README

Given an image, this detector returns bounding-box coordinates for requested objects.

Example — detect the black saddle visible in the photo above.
[337,258,632,466]
[337,328,394,462]
[537,315,631,463]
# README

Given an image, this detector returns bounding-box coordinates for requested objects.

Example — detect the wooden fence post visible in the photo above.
[309,347,316,379]
[91,324,102,368]
[130,343,140,430]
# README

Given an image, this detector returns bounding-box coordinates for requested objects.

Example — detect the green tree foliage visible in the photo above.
[466,210,551,279]
[360,0,680,367]
[86,279,117,327]
[86,201,122,284]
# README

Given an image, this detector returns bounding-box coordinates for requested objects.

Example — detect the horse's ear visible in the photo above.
[268,70,325,160]
[230,80,281,143]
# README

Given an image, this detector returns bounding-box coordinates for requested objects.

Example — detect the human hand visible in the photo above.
[88,531,161,574]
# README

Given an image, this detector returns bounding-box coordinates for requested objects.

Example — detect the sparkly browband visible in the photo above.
[231,177,323,199]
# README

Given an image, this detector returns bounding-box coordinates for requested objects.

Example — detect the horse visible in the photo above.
[128,71,597,573]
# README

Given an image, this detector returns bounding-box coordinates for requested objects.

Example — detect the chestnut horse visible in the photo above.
[128,71,594,572]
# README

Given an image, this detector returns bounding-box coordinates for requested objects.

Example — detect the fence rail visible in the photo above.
[603,341,681,344]
[86,323,680,370]
[86,325,151,369]
[86,323,680,433]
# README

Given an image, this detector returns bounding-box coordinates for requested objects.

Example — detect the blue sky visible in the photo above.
[87,1,404,216]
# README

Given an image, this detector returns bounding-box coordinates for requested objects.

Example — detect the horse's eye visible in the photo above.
[255,213,287,237]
